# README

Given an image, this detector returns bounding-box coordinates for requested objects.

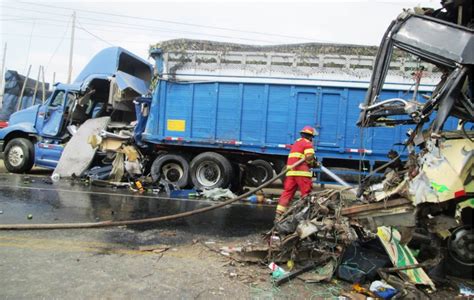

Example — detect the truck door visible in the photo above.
[317,92,341,148]
[295,92,318,139]
[37,90,71,137]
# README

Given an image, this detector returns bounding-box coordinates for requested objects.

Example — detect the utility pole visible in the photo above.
[40,66,46,103]
[67,11,76,84]
[0,42,7,108]
[17,65,31,111]
[32,66,41,103]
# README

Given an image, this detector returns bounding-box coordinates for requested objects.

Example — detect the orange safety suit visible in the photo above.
[276,137,315,215]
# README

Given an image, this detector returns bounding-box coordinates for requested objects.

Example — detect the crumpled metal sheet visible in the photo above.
[53,117,110,177]
[377,226,435,290]
[115,70,149,95]
[269,189,358,265]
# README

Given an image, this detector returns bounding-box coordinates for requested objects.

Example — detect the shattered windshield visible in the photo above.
[358,13,473,132]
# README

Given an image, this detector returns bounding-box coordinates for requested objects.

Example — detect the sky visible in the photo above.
[1,0,441,86]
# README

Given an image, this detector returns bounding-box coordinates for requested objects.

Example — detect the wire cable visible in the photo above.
[12,2,336,43]
[1,11,281,44]
[23,18,36,74]
[44,19,71,73]
[76,19,114,46]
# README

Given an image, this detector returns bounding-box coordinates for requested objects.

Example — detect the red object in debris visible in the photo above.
[454,189,466,198]
[0,121,8,128]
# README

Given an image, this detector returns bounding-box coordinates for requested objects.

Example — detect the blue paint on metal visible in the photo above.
[160,72,437,90]
[34,142,64,169]
[0,47,153,168]
[115,71,149,95]
[4,105,40,135]
[74,47,153,84]
[141,79,447,163]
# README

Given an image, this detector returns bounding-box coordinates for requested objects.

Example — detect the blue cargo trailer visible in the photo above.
[135,48,458,190]
[0,45,457,190]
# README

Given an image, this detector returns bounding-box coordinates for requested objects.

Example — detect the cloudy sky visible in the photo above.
[1,0,440,85]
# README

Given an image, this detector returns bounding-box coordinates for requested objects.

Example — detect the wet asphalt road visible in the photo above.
[0,171,276,236]
[0,167,289,299]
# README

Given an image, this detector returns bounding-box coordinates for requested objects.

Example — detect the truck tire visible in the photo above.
[446,225,473,279]
[151,154,190,188]
[272,159,287,184]
[245,159,274,187]
[190,152,233,190]
[4,138,35,173]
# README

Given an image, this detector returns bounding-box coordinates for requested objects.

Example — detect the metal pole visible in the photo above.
[67,11,76,84]
[17,65,31,111]
[0,42,6,109]
[41,66,46,103]
[32,66,41,105]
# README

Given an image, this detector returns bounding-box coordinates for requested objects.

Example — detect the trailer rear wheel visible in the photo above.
[272,159,287,184]
[151,154,190,188]
[245,159,274,187]
[4,138,34,173]
[190,152,233,190]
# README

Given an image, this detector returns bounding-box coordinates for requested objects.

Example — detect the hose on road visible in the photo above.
[0,158,305,230]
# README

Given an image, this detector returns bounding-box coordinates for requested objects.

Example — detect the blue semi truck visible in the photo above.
[0,47,153,171]
[0,43,456,189]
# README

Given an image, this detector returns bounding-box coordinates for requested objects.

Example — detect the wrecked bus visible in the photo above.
[351,4,473,276]
[0,47,153,171]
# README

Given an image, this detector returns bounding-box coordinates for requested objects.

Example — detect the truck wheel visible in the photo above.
[245,159,274,187]
[446,225,473,279]
[272,159,287,184]
[190,152,233,190]
[4,138,35,173]
[151,154,190,188]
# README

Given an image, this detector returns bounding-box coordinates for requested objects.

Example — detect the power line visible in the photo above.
[45,19,71,72]
[15,1,335,43]
[24,19,35,74]
[1,8,282,44]
[2,17,281,45]
[76,19,114,46]
[0,32,152,44]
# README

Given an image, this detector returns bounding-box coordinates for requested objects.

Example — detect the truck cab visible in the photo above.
[0,47,153,173]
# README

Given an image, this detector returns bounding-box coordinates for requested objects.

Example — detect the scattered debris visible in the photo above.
[269,189,357,263]
[459,284,474,297]
[377,226,435,290]
[336,239,391,284]
[202,188,237,201]
[369,280,398,299]
[138,244,170,254]
[297,258,337,283]
[268,262,287,280]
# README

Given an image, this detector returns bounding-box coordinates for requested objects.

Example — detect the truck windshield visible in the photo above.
[50,91,65,107]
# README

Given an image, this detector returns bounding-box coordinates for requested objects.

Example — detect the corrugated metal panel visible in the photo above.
[216,83,241,140]
[145,80,459,162]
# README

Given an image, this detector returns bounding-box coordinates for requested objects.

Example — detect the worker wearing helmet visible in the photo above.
[276,126,318,220]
